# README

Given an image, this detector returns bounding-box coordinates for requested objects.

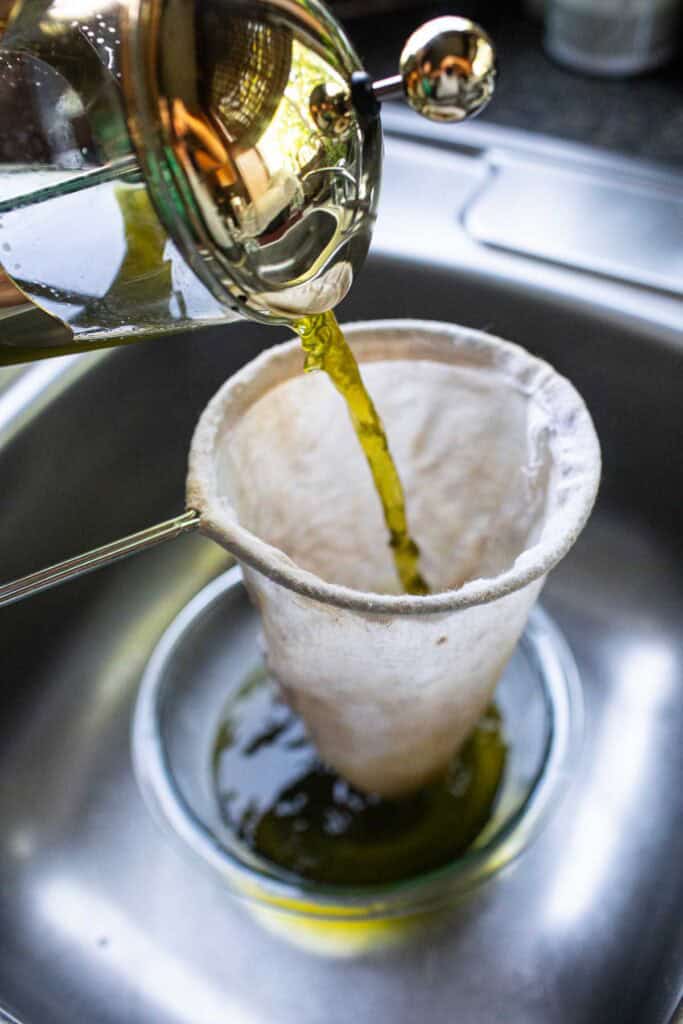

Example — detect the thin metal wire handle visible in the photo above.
[0,509,200,609]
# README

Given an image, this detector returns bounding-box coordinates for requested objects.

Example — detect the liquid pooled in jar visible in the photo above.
[213,671,506,886]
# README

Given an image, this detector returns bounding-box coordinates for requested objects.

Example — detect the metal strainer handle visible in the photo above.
[0,510,201,608]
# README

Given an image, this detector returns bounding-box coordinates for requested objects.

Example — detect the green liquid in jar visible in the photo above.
[213,671,506,887]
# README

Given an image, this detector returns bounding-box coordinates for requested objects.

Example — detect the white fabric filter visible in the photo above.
[188,320,601,797]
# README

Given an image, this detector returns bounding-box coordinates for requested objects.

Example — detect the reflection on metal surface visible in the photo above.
[464,158,683,297]
[126,0,380,323]
[544,638,679,929]
[0,6,493,359]
[0,1007,25,1024]
[399,16,495,123]
[0,0,381,343]
[0,269,25,309]
[309,80,353,137]
[38,878,263,1024]
[0,128,682,1023]
[0,351,82,442]
[6,823,37,861]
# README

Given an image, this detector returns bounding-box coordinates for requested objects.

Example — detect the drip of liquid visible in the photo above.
[213,671,506,886]
[293,310,429,595]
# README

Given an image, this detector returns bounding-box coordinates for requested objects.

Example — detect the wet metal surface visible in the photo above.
[0,125,681,1022]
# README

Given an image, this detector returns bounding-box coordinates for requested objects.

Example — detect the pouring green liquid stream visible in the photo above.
[213,310,506,886]
[293,310,429,596]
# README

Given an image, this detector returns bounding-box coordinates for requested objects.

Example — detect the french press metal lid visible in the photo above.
[0,1,495,359]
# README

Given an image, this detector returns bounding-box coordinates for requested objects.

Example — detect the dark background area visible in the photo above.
[335,0,683,166]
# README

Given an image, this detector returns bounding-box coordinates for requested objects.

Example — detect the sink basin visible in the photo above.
[0,123,681,1024]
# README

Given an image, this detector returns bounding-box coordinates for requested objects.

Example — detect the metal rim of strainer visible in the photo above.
[132,566,583,922]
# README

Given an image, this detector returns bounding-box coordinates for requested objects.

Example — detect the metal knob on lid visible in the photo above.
[310,17,496,133]
[399,16,496,122]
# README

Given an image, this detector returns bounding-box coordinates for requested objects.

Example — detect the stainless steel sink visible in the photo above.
[1,120,681,1024]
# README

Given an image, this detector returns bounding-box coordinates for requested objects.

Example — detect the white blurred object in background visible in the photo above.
[545,0,681,76]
